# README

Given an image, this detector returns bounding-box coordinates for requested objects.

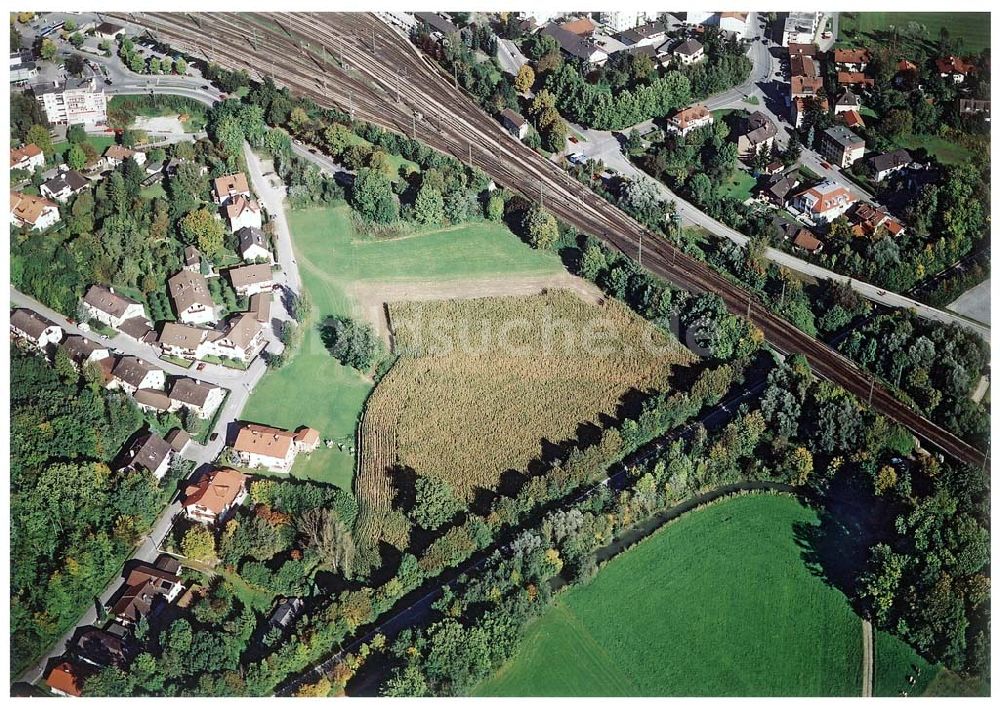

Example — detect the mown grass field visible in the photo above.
[355,290,691,555]
[838,13,990,54]
[242,204,565,489]
[896,133,974,166]
[476,495,865,696]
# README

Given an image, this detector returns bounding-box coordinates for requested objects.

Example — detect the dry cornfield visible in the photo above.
[354,290,696,551]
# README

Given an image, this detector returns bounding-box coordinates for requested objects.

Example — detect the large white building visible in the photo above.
[32,77,108,125]
[782,12,820,46]
[602,11,648,32]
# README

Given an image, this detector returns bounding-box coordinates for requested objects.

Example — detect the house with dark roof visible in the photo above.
[870,149,912,182]
[72,628,136,669]
[61,334,111,370]
[736,111,777,159]
[168,270,218,325]
[169,378,226,419]
[117,431,173,480]
[834,89,861,115]
[166,428,192,455]
[134,388,173,415]
[40,170,89,203]
[958,98,990,120]
[541,22,609,64]
[671,38,705,65]
[227,263,274,297]
[268,597,305,630]
[414,12,458,37]
[500,108,529,140]
[208,314,267,363]
[82,284,147,329]
[237,226,273,263]
[10,308,62,350]
[109,562,184,627]
[109,356,165,395]
[759,171,800,208]
[618,20,667,47]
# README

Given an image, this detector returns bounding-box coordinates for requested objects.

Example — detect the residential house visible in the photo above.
[936,55,975,83]
[268,597,305,630]
[224,195,263,232]
[40,169,89,203]
[119,316,156,344]
[841,110,865,129]
[666,105,713,136]
[82,284,147,329]
[617,20,667,48]
[134,388,173,415]
[837,71,874,89]
[671,39,705,65]
[166,428,192,456]
[820,126,865,168]
[183,245,202,272]
[790,54,820,79]
[158,321,210,359]
[110,356,165,395]
[227,263,274,297]
[10,308,63,350]
[790,75,823,99]
[499,108,529,140]
[541,22,609,65]
[787,43,817,58]
[958,99,991,121]
[46,661,86,697]
[182,468,250,525]
[414,12,458,38]
[869,149,912,182]
[169,378,225,419]
[10,191,60,230]
[791,96,829,128]
[95,22,125,40]
[834,89,861,115]
[109,562,184,627]
[210,314,267,362]
[851,203,906,239]
[759,171,800,207]
[10,50,39,84]
[73,628,136,670]
[834,48,871,72]
[736,111,777,160]
[791,228,824,254]
[168,270,218,325]
[249,291,272,324]
[10,143,44,172]
[895,59,919,89]
[213,172,251,205]
[61,334,111,370]
[101,144,146,169]
[792,180,857,223]
[237,226,273,263]
[117,431,173,480]
[233,423,320,473]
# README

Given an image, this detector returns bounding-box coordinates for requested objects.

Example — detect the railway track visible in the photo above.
[113,11,987,467]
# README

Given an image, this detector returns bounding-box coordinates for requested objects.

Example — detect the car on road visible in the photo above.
[209,432,219,442]
[820,161,832,170]
[201,84,210,90]
[105,78,113,85]
[272,283,283,292]
[196,362,206,371]
[568,136,579,144]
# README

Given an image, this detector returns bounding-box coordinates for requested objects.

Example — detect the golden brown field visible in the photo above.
[354,290,695,555]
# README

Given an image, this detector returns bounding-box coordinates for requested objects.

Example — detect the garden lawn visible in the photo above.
[718,169,758,202]
[51,134,116,161]
[896,134,973,166]
[241,203,565,489]
[476,495,864,696]
[838,13,990,54]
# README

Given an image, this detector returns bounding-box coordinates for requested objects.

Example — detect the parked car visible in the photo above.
[196,362,206,371]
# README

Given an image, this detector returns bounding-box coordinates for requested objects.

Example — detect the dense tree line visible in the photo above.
[840,312,989,446]
[10,351,170,672]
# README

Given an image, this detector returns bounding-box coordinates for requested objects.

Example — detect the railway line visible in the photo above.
[113,11,987,467]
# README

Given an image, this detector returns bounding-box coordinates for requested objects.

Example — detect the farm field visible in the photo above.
[838,12,990,54]
[242,204,566,488]
[355,290,693,558]
[475,495,865,696]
